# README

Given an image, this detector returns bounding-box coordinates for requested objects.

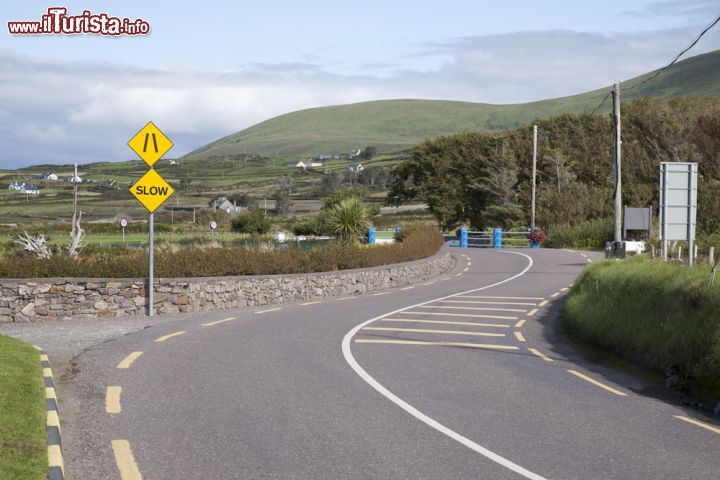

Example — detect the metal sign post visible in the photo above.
[128,122,175,316]
[659,162,697,266]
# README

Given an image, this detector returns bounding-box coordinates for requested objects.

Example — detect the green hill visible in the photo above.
[188,50,720,159]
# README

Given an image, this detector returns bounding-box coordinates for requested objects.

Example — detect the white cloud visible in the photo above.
[1,21,719,168]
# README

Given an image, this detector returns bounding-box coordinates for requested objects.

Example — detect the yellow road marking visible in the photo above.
[48,444,64,475]
[418,305,526,313]
[456,273,463,277]
[338,296,358,301]
[40,354,49,362]
[106,386,122,414]
[403,311,518,320]
[515,319,526,328]
[538,300,549,307]
[527,308,539,317]
[202,317,236,327]
[362,327,506,337]
[467,262,472,266]
[674,415,720,435]
[154,331,186,342]
[550,292,560,298]
[300,301,321,306]
[355,339,519,351]
[400,286,415,290]
[43,367,53,378]
[47,410,60,429]
[117,351,143,369]
[587,258,592,263]
[438,277,450,282]
[372,292,390,296]
[455,295,544,300]
[463,267,470,272]
[381,318,510,328]
[560,287,569,292]
[112,440,143,480]
[45,387,56,400]
[437,300,537,306]
[567,369,627,397]
[529,348,553,362]
[514,331,526,342]
[256,307,282,313]
[423,281,436,286]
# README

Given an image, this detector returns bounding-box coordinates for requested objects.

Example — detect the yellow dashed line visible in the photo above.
[527,308,538,317]
[400,286,415,291]
[567,369,627,397]
[404,311,517,320]
[202,317,237,327]
[112,440,143,480]
[550,292,560,298]
[538,300,549,307]
[116,352,143,369]
[515,319,526,328]
[106,386,122,414]
[362,327,506,337]
[674,415,720,435]
[45,387,57,400]
[355,339,520,351]
[560,287,569,292]
[528,348,553,362]
[381,318,510,328]
[514,331,526,342]
[300,301,321,306]
[154,331,186,342]
[256,307,282,313]
[48,444,64,476]
[372,292,390,296]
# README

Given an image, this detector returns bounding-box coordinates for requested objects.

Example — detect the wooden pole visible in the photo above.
[531,125,537,231]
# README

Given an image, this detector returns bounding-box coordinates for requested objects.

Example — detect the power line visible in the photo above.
[628,12,720,92]
[588,90,613,115]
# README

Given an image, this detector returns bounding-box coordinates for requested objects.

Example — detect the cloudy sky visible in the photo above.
[2,1,720,168]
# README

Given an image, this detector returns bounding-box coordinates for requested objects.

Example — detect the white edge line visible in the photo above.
[341,251,547,480]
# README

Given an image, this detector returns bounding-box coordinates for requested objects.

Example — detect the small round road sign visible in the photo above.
[209,221,217,230]
[120,218,128,228]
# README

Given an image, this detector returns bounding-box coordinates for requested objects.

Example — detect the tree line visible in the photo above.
[388,96,720,239]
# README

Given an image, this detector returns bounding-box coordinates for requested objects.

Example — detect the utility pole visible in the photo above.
[613,83,622,244]
[531,125,537,231]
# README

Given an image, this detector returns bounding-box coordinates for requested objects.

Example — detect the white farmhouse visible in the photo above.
[348,163,364,172]
[20,184,40,195]
[8,181,24,191]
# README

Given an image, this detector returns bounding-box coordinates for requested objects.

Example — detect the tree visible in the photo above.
[231,209,271,234]
[362,146,377,160]
[273,187,293,217]
[324,196,368,244]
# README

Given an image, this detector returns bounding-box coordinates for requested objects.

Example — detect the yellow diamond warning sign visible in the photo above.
[130,168,174,213]
[127,122,173,167]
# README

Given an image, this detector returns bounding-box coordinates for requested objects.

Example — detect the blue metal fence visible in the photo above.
[451,228,537,249]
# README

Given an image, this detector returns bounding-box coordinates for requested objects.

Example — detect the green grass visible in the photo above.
[562,258,720,399]
[0,336,47,480]
[187,50,720,160]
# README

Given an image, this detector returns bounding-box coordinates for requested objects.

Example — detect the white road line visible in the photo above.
[343,251,548,480]
[381,319,510,328]
[514,331,526,342]
[202,317,236,327]
[526,308,538,317]
[300,301,321,306]
[362,327,506,337]
[372,292,390,296]
[514,319,526,328]
[256,307,282,313]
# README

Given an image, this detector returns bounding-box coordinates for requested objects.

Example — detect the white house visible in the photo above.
[349,149,362,159]
[20,184,40,195]
[8,181,24,191]
[209,197,241,216]
[64,175,82,183]
[39,172,59,181]
[290,160,322,170]
[348,163,364,172]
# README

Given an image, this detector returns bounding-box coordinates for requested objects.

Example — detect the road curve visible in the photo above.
[60,248,720,480]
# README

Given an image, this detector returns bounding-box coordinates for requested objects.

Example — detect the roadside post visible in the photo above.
[119,217,128,244]
[210,220,217,236]
[368,226,376,245]
[459,227,468,248]
[127,122,175,316]
[493,228,503,249]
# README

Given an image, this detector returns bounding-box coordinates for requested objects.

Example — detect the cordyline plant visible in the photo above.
[324,196,369,244]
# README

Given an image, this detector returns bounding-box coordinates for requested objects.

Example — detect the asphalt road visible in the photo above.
[9,247,720,479]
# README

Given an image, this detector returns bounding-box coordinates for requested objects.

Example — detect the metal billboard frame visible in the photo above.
[659,162,697,265]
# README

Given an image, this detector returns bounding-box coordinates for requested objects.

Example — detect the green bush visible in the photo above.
[231,209,271,235]
[562,257,720,399]
[0,227,444,278]
[543,218,613,250]
[292,218,322,236]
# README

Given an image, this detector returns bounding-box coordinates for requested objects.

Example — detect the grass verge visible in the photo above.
[0,336,47,480]
[561,257,720,400]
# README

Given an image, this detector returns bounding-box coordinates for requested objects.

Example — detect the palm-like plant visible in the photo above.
[325,197,368,244]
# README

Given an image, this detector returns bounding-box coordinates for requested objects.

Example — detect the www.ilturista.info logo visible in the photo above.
[8,7,150,36]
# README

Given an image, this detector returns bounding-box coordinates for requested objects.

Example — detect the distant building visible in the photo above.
[348,163,364,172]
[63,175,82,183]
[103,179,117,188]
[209,197,241,216]
[349,149,362,159]
[290,160,322,170]
[8,181,24,191]
[20,184,40,195]
[169,160,178,166]
[317,154,333,161]
[38,172,59,181]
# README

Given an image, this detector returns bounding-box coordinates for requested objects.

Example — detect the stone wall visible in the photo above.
[0,251,455,322]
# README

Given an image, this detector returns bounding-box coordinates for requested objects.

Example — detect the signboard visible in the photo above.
[209,221,217,230]
[127,121,174,167]
[129,168,175,213]
[119,218,128,228]
[659,162,697,263]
